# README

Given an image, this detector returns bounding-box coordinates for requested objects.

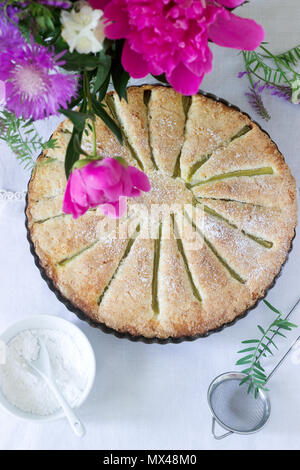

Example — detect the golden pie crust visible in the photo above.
[26,86,298,339]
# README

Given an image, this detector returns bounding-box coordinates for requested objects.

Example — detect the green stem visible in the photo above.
[249,72,286,88]
[242,51,256,89]
[84,71,97,158]
[91,120,97,158]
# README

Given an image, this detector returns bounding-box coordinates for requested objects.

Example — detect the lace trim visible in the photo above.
[0,190,26,201]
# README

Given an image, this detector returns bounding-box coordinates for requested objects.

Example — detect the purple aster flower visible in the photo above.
[0,5,25,53]
[37,0,72,6]
[0,3,20,23]
[0,42,78,120]
[17,0,72,8]
[0,20,24,52]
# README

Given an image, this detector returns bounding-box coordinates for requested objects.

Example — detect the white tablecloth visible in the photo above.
[0,0,300,450]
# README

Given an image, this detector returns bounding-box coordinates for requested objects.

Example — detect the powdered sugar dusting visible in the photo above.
[0,329,89,416]
[202,214,270,281]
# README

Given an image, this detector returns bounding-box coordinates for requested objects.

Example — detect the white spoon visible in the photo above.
[27,338,86,438]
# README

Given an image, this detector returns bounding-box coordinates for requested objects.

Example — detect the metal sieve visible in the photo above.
[208,371,271,439]
[208,297,300,439]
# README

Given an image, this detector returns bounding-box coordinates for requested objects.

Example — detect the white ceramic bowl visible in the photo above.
[0,315,96,422]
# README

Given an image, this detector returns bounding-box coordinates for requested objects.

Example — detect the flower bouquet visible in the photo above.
[0,0,265,217]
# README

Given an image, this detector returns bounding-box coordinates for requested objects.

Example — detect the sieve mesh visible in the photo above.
[209,377,268,433]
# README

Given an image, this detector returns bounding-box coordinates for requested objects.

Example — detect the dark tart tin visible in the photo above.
[25,89,296,344]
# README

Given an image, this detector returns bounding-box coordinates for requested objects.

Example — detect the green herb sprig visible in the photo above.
[241,44,300,120]
[236,300,297,398]
[0,110,57,169]
[243,45,300,88]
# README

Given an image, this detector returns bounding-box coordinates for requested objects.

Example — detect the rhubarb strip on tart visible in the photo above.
[26,86,297,339]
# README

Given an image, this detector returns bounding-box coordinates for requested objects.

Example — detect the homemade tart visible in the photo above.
[26,86,297,340]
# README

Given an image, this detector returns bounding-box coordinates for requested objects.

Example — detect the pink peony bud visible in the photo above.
[63,157,151,219]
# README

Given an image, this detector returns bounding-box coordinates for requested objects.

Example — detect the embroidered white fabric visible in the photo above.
[0,190,26,201]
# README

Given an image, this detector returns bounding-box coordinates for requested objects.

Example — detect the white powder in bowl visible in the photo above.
[0,328,89,416]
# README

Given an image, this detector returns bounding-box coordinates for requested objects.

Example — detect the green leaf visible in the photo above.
[109,39,130,102]
[253,369,267,380]
[60,109,91,132]
[236,354,254,365]
[261,343,273,355]
[257,349,264,357]
[97,74,111,103]
[239,376,250,386]
[265,336,278,350]
[64,100,87,178]
[241,368,252,374]
[241,339,260,344]
[253,361,264,372]
[64,127,83,179]
[273,319,297,331]
[252,377,266,385]
[237,347,256,354]
[277,320,297,329]
[91,97,123,145]
[270,329,286,338]
[18,18,32,42]
[264,299,281,314]
[152,73,169,85]
[257,325,265,335]
[111,61,130,102]
[65,91,84,111]
[93,53,112,94]
[258,386,270,392]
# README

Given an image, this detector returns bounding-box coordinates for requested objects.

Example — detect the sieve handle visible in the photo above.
[257,297,300,362]
[266,334,300,384]
[211,418,233,440]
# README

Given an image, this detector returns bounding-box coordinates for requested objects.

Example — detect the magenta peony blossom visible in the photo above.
[88,0,110,8]
[63,157,151,219]
[0,42,78,120]
[217,0,245,7]
[89,0,264,95]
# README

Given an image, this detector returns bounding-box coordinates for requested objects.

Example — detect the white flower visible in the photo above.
[60,2,105,54]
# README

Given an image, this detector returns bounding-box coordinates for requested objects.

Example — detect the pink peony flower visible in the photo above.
[88,0,110,8]
[63,157,151,219]
[89,0,264,95]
